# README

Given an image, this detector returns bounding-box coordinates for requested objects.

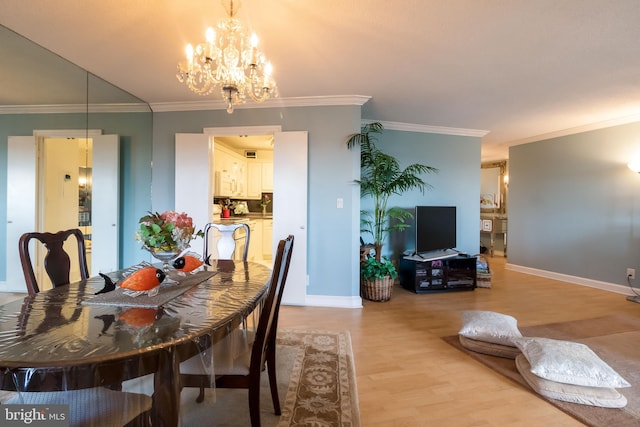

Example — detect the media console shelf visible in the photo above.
[399,256,477,294]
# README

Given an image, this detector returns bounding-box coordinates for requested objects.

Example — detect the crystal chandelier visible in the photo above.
[176,0,277,114]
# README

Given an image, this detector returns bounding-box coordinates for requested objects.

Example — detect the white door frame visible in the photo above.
[203,126,308,305]
[4,129,119,292]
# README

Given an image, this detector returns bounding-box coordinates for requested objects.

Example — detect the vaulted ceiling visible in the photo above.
[2,0,640,160]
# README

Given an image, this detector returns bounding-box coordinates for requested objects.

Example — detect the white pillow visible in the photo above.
[515,354,628,407]
[513,337,631,388]
[459,310,522,347]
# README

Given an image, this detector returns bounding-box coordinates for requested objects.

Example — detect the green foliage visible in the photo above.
[360,255,398,281]
[347,122,438,263]
[135,211,203,252]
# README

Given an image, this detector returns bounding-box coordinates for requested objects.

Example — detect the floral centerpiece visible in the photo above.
[135,211,203,270]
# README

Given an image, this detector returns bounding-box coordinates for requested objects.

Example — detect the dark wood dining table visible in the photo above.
[0,260,271,427]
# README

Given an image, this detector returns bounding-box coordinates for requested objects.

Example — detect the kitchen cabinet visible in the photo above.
[214,145,247,198]
[248,218,263,262]
[261,164,273,191]
[262,219,273,260]
[246,161,274,199]
[247,162,262,199]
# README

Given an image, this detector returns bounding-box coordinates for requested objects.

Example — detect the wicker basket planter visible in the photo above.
[361,276,393,302]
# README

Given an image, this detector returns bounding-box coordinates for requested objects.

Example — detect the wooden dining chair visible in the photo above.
[180,234,294,427]
[14,229,151,425]
[19,229,90,296]
[203,222,250,264]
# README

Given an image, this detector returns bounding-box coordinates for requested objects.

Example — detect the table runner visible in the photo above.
[82,270,216,308]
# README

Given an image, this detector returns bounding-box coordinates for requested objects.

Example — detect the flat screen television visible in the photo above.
[415,206,457,254]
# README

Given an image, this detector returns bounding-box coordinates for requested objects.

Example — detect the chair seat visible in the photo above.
[6,387,152,427]
[181,328,255,377]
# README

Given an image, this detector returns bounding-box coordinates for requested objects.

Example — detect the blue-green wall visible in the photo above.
[509,121,640,287]
[371,129,482,258]
[151,109,482,298]
[151,105,363,297]
[1,105,483,299]
[0,111,153,279]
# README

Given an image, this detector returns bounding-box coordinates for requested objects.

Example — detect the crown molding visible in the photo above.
[508,113,640,146]
[0,103,150,114]
[149,95,371,112]
[33,129,103,137]
[364,119,489,138]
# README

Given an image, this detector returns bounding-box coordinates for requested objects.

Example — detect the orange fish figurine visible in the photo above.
[119,307,158,327]
[173,255,203,273]
[119,267,166,291]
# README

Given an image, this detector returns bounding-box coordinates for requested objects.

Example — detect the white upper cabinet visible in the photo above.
[261,163,274,192]
[245,161,274,198]
[247,162,262,199]
[214,145,247,198]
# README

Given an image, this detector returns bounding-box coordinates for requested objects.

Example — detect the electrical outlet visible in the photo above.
[627,268,636,279]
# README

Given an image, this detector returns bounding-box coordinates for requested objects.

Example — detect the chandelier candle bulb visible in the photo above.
[206,27,215,43]
[185,44,194,68]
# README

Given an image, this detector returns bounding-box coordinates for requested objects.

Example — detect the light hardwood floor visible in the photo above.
[278,256,640,426]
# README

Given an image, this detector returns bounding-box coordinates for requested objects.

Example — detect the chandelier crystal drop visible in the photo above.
[176,0,277,114]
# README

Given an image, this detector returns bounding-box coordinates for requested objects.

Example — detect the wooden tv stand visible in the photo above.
[399,256,477,294]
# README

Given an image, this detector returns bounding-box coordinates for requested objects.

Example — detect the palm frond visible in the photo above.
[347,121,439,250]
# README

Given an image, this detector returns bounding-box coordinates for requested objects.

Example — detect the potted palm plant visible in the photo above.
[347,122,437,301]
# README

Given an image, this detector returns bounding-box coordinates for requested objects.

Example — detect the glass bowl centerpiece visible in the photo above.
[135,211,203,270]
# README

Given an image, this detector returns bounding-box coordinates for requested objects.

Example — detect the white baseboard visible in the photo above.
[0,281,27,293]
[300,294,363,309]
[505,263,635,296]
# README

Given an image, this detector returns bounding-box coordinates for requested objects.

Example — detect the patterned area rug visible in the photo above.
[180,329,360,427]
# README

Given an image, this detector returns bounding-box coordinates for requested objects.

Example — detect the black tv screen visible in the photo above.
[415,206,457,254]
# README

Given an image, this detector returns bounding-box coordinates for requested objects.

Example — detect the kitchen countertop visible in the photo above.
[214,213,273,223]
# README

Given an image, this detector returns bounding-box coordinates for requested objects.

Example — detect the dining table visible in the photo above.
[0,259,271,427]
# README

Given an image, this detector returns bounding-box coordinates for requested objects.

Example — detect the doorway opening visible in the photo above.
[36,136,93,288]
[212,134,274,267]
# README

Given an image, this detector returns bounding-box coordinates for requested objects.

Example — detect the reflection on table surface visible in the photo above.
[0,260,271,368]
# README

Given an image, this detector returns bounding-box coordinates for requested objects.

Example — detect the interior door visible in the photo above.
[178,128,309,305]
[91,135,120,275]
[4,133,120,292]
[174,133,214,254]
[5,136,36,292]
[273,131,308,305]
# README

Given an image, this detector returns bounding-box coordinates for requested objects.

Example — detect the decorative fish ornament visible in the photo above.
[96,274,116,295]
[97,266,166,297]
[119,267,166,291]
[173,253,204,273]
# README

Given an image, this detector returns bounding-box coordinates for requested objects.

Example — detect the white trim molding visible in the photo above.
[203,125,282,135]
[33,129,103,138]
[507,112,640,147]
[506,263,635,296]
[0,103,149,114]
[364,119,489,138]
[150,95,371,112]
[303,294,363,309]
